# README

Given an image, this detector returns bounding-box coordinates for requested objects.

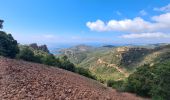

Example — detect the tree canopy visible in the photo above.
[0,31,19,58]
[126,62,170,100]
[0,20,4,29]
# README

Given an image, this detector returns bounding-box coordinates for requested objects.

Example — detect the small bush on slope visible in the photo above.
[17,47,41,63]
[107,79,126,91]
[58,55,76,72]
[75,67,96,80]
[41,54,57,66]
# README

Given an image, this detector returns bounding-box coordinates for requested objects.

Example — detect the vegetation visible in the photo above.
[60,44,170,100]
[105,61,170,100]
[58,55,76,72]
[0,31,19,58]
[107,79,126,91]
[126,64,153,97]
[75,67,96,79]
[17,47,41,63]
[126,62,170,100]
[17,46,75,71]
[16,45,96,79]
[0,19,4,29]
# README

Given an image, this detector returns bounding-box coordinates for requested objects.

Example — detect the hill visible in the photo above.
[0,57,144,100]
[58,44,170,82]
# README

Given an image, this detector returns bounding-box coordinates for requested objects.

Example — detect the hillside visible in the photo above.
[0,57,144,100]
[59,44,170,82]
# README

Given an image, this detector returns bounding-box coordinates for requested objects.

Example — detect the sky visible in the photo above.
[0,0,170,48]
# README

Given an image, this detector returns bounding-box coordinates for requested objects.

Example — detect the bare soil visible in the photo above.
[0,57,146,100]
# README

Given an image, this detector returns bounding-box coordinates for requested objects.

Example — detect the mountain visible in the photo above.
[59,45,96,64]
[0,57,144,100]
[102,45,115,48]
[58,44,170,82]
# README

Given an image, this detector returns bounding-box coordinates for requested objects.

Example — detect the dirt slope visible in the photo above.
[0,57,145,100]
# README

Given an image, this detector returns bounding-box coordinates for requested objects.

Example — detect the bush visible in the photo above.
[41,54,57,66]
[59,56,75,72]
[17,47,40,62]
[107,79,115,87]
[107,79,125,91]
[0,31,19,58]
[76,67,96,79]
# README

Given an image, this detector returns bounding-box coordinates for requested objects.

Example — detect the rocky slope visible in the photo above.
[0,57,144,100]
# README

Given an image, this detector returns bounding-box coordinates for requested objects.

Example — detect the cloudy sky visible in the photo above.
[0,0,170,47]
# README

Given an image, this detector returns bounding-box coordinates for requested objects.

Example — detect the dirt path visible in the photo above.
[0,57,145,100]
[97,59,129,77]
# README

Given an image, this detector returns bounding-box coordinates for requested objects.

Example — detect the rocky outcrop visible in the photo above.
[38,45,49,53]
[29,43,39,49]
[115,47,151,66]
[29,43,49,53]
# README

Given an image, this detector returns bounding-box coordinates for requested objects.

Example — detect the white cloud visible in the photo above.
[121,32,170,39]
[86,20,106,32]
[152,13,170,24]
[139,10,147,16]
[86,13,170,33]
[154,4,170,12]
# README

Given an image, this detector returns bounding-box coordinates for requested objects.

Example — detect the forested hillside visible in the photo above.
[59,44,170,99]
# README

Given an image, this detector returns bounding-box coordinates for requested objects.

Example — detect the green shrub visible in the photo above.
[41,54,57,66]
[107,79,115,87]
[58,55,76,72]
[107,79,125,91]
[17,47,40,62]
[96,77,105,83]
[0,31,19,58]
[76,67,96,79]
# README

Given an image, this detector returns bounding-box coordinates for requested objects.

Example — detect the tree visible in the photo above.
[126,64,154,97]
[0,20,4,29]
[151,61,170,100]
[0,31,19,58]
[126,62,170,100]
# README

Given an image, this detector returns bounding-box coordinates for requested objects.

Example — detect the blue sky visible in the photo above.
[0,0,170,47]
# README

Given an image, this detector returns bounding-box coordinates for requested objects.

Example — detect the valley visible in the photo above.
[58,44,170,83]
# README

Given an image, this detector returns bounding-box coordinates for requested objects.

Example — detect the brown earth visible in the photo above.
[0,57,146,100]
